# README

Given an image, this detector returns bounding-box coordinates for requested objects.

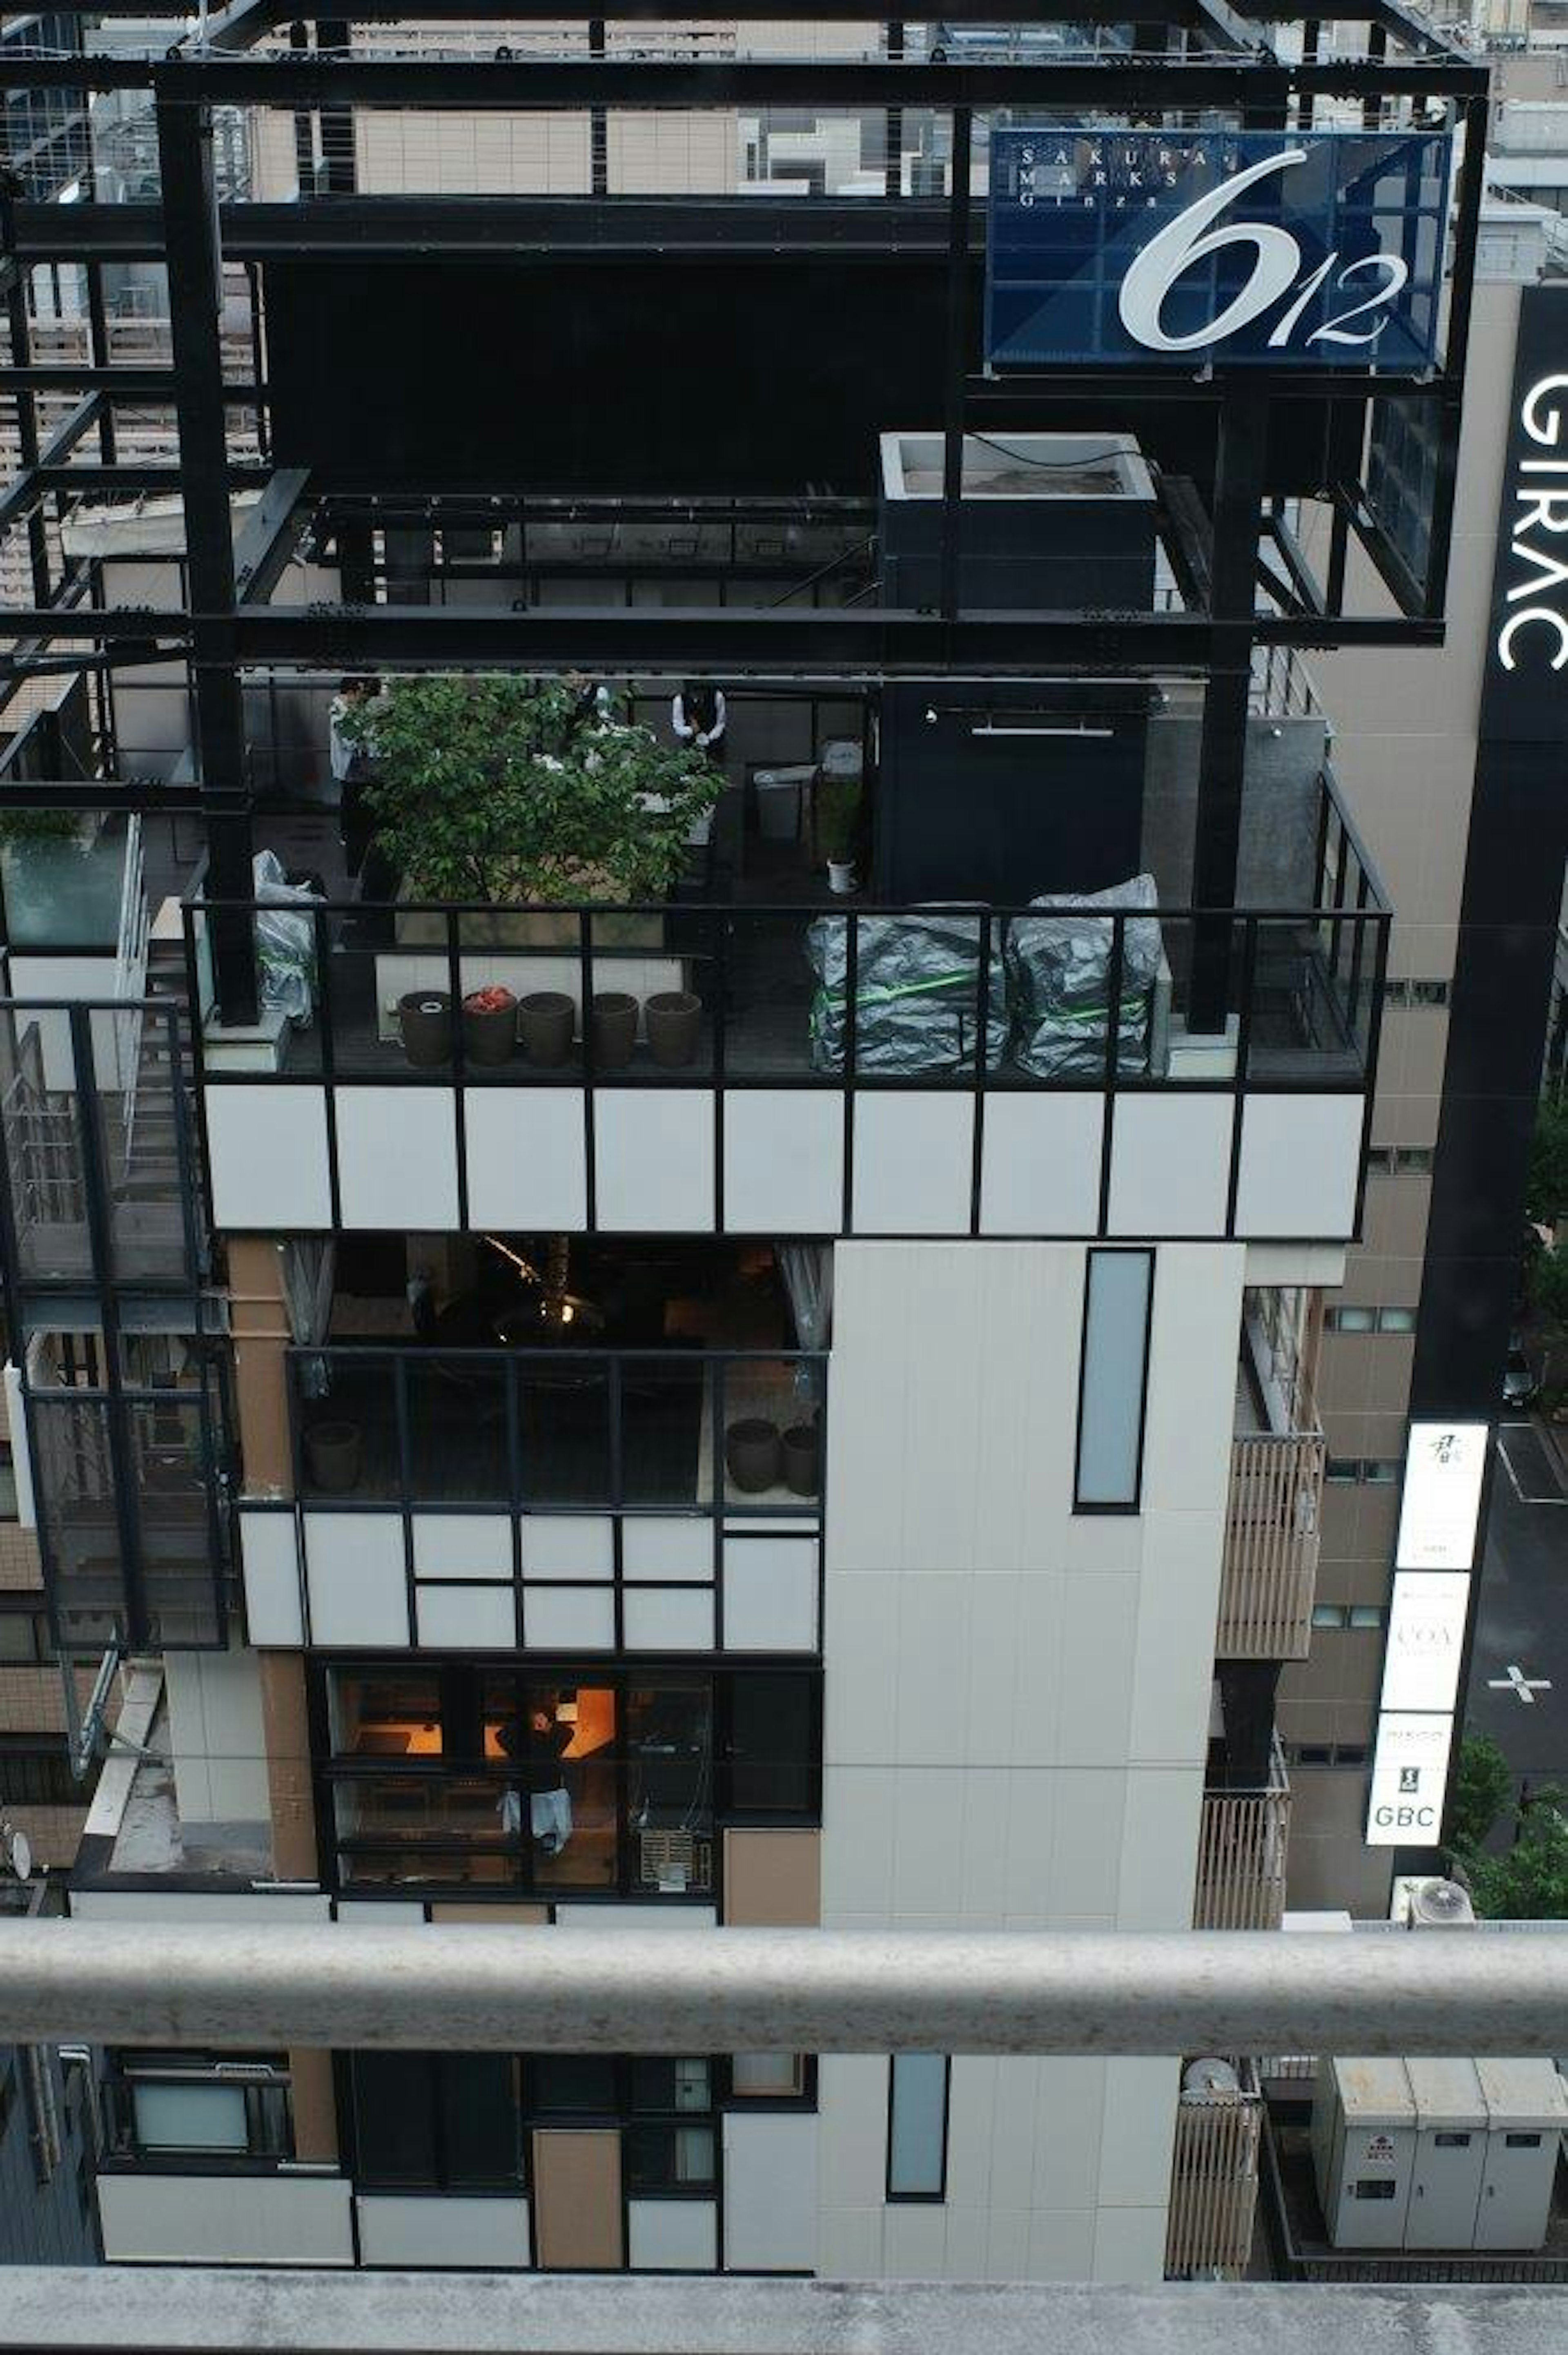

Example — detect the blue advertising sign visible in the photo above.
[986,128,1452,370]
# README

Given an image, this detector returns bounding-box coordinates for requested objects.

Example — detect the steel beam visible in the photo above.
[1,1922,1565,2054]
[232,465,310,602]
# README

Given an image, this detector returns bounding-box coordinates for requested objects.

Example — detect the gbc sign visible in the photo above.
[1366,1713,1454,1848]
[986,129,1451,369]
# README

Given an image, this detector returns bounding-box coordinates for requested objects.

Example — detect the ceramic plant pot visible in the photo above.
[519,991,576,1068]
[399,990,452,1067]
[644,990,702,1069]
[725,1417,781,1494]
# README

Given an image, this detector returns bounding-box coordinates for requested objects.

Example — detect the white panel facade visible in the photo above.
[621,1516,713,1580]
[520,1514,614,1578]
[96,2172,355,2265]
[355,2195,532,2268]
[239,1509,305,1646]
[852,1094,973,1235]
[411,1514,512,1580]
[594,1089,715,1231]
[818,1239,1243,2283]
[1233,1092,1365,1239]
[627,2199,719,2271]
[621,1586,715,1650]
[977,1093,1103,1236]
[164,1644,270,1825]
[723,1089,844,1233]
[205,1085,332,1230]
[303,1512,410,1645]
[462,1086,588,1230]
[1106,1095,1233,1237]
[415,1584,517,1648]
[722,1537,819,1651]
[723,2112,819,2271]
[521,1586,616,1648]
[333,1088,460,1228]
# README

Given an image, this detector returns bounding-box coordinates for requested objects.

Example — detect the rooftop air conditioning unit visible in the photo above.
[1182,2058,1241,2099]
[1408,1876,1477,1929]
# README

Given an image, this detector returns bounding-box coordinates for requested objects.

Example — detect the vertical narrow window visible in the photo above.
[1074,1249,1154,1510]
[886,2054,950,2202]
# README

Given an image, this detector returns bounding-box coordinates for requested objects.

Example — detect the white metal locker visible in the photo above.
[1310,2058,1417,2249]
[1473,2060,1568,2251]
[1405,2059,1487,2250]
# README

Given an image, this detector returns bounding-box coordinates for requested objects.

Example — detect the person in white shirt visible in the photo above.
[672,680,727,769]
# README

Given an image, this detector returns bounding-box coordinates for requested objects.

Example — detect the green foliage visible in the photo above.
[1462,1787,1568,1920]
[815,773,862,863]
[1449,1729,1512,1856]
[1526,1099,1568,1230]
[1527,1242,1568,1330]
[0,809,85,847]
[337,676,721,906]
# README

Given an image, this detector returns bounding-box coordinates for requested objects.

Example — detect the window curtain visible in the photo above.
[778,1243,832,1402]
[278,1238,335,1401]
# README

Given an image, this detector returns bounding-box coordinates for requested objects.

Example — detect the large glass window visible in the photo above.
[321,1664,817,1898]
[1074,1250,1153,1510]
[350,2053,524,2190]
[105,2057,292,2165]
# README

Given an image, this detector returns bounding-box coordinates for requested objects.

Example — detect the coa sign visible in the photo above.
[986,129,1451,370]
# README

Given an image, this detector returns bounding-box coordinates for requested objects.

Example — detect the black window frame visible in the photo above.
[884,2052,952,2205]
[1072,1249,1154,1515]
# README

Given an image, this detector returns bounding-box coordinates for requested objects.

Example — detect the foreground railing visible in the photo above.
[1,1923,1562,2055]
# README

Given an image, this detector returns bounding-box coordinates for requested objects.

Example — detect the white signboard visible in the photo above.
[1366,1713,1455,1847]
[1379,1572,1471,1714]
[1394,1421,1489,1571]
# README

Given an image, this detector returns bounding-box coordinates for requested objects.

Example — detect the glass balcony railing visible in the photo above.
[288,1346,825,1519]
[190,892,1386,1095]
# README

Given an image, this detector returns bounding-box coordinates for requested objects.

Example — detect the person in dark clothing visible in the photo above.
[672,680,727,770]
[496,1706,575,1852]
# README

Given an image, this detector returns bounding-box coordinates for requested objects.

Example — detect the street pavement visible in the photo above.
[1465,1419,1568,1786]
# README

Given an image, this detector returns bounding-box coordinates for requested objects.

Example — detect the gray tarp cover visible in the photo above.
[1007,872,1162,1079]
[806,909,1008,1074]
[252,848,320,1027]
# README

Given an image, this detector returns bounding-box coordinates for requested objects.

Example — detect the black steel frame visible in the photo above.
[0,10,1486,1037]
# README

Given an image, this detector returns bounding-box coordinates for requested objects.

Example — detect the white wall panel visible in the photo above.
[553,1905,717,1931]
[1234,1091,1365,1239]
[69,1893,329,1921]
[595,1090,715,1231]
[722,1537,818,1652]
[521,1586,615,1649]
[333,1087,459,1228]
[978,1093,1102,1236]
[627,2199,718,2271]
[723,1088,844,1234]
[303,1512,409,1646]
[240,1509,304,1646]
[722,2112,817,2271]
[621,1517,713,1581]
[411,1514,512,1580]
[96,2172,354,2266]
[462,1086,587,1231]
[851,1094,973,1235]
[1106,1095,1232,1237]
[205,1085,332,1230]
[621,1586,715,1650]
[355,2194,531,2268]
[415,1585,517,1648]
[520,1515,613,1578]
[165,1645,269,1826]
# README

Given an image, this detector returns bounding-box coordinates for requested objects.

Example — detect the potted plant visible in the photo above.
[519,991,576,1066]
[304,1420,361,1494]
[644,989,703,1068]
[816,771,862,896]
[335,676,723,915]
[725,1417,782,1493]
[462,983,517,1066]
[398,989,452,1067]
